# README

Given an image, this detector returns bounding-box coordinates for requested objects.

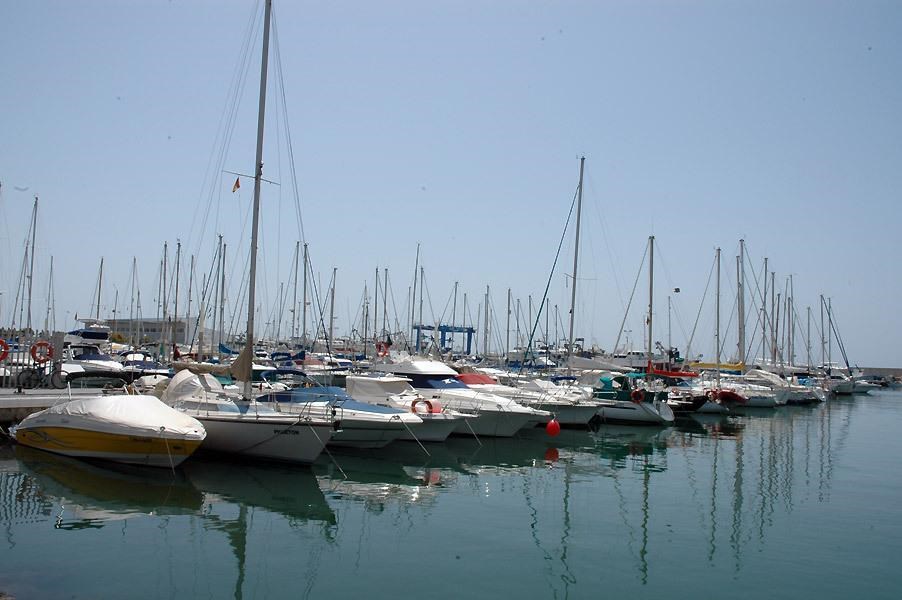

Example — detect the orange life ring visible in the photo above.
[0,339,9,362]
[30,341,54,364]
[630,389,644,403]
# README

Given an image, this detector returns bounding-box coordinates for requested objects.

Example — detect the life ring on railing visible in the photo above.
[30,341,53,364]
[411,399,434,414]
[0,339,9,362]
[376,342,389,357]
[630,389,644,403]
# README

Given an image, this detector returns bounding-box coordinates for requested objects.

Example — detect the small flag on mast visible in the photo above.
[232,177,241,193]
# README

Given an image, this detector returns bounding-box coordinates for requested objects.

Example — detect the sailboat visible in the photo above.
[164,0,335,464]
[593,236,675,425]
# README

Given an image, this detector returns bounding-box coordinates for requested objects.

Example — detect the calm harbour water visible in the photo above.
[2,390,900,599]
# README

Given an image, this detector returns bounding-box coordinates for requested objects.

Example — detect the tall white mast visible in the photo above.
[301,242,308,346]
[186,254,195,345]
[242,0,273,401]
[484,285,490,356]
[95,257,104,321]
[26,196,38,331]
[567,156,585,362]
[737,239,746,369]
[505,288,511,358]
[218,241,227,357]
[646,235,654,372]
[715,247,721,390]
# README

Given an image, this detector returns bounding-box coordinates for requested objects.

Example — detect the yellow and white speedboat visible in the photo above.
[11,394,206,468]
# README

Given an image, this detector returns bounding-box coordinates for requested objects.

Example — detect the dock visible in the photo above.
[0,388,100,423]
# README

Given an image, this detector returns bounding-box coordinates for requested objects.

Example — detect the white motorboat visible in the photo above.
[256,382,422,450]
[744,369,819,404]
[592,375,675,425]
[458,371,600,427]
[63,319,112,347]
[162,370,334,464]
[373,355,549,437]
[11,393,206,467]
[345,373,465,443]
[60,344,124,375]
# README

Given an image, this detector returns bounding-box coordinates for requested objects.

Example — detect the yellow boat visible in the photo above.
[11,394,206,468]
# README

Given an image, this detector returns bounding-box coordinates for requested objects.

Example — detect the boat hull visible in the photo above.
[595,399,675,425]
[328,418,406,449]
[399,415,462,443]
[452,409,535,437]
[195,416,332,464]
[531,402,600,426]
[13,426,202,468]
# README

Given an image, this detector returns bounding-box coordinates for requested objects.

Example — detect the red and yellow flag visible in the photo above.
[232,177,241,193]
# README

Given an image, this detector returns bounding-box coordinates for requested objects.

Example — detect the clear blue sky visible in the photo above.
[2,1,900,367]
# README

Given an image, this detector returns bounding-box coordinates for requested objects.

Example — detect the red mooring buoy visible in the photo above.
[545,418,561,437]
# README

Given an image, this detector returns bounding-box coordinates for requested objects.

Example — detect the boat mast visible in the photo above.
[219,241,227,357]
[646,235,654,373]
[819,294,825,368]
[362,282,368,359]
[789,274,795,367]
[373,266,379,350]
[242,0,273,401]
[95,257,104,322]
[484,285,490,356]
[129,257,137,346]
[301,242,308,347]
[417,267,424,353]
[762,257,768,362]
[737,239,746,369]
[667,295,672,354]
[770,272,777,365]
[506,288,511,359]
[173,240,181,350]
[715,247,721,390]
[410,243,419,348]
[567,156,585,364]
[827,297,833,369]
[43,255,54,334]
[162,242,168,359]
[26,196,38,332]
[211,236,221,355]
[187,254,195,345]
[289,241,298,342]
[806,306,812,370]
[382,267,388,341]
[462,292,468,352]
[328,267,337,347]
[515,298,521,352]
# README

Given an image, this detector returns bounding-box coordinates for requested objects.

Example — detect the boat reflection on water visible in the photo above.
[13,445,204,529]
[589,424,672,472]
[315,445,456,510]
[178,456,337,600]
[182,456,335,527]
[673,414,747,439]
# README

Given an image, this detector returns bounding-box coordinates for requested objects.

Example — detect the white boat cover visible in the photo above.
[164,369,225,403]
[346,376,412,398]
[20,394,206,439]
